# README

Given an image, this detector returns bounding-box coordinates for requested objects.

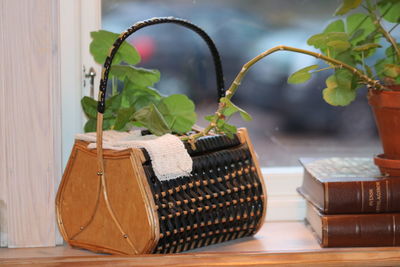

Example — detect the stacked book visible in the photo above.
[298,157,400,247]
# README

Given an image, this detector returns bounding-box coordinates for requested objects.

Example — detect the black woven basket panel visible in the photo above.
[142,135,264,253]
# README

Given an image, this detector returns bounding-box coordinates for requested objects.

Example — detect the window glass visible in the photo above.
[102,0,383,166]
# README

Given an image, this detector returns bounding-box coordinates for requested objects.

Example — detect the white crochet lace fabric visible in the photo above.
[75,130,193,181]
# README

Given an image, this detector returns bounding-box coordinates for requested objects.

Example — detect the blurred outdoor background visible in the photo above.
[101,0,387,167]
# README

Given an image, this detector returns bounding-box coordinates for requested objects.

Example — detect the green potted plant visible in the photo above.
[81,30,197,136]
[190,0,400,175]
[83,1,399,175]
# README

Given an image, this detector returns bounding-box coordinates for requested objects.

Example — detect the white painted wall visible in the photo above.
[0,0,61,247]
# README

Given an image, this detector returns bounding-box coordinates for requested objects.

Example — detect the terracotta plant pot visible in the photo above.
[368,85,400,176]
[374,154,400,177]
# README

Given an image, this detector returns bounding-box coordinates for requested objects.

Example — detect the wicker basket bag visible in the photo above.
[56,17,267,255]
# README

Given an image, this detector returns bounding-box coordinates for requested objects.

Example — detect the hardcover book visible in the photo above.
[305,201,400,247]
[298,157,400,214]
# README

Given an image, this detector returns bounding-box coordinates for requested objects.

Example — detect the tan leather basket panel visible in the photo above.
[56,142,158,255]
[102,153,158,253]
[57,146,100,239]
[69,190,137,254]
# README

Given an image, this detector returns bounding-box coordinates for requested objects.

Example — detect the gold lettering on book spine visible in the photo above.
[368,188,374,208]
[376,181,382,212]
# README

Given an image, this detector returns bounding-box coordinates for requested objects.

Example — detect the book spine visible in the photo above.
[325,178,400,214]
[322,213,400,247]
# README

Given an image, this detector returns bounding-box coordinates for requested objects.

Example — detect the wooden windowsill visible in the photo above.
[1,221,399,266]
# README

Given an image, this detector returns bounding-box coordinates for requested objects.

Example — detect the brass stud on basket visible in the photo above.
[123,234,128,238]
[80,226,84,230]
[97,171,103,176]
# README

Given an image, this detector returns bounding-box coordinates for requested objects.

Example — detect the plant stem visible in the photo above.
[389,23,399,33]
[362,51,367,74]
[366,0,400,60]
[112,77,117,96]
[181,45,388,142]
[313,66,335,73]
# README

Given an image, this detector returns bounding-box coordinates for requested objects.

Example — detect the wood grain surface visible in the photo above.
[1,222,400,266]
[0,0,7,247]
[0,0,61,247]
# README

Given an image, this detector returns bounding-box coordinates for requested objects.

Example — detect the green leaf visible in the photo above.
[385,44,400,62]
[335,0,362,15]
[374,46,396,80]
[82,117,114,132]
[383,64,400,78]
[335,69,354,89]
[322,75,356,106]
[121,90,131,109]
[110,65,160,88]
[121,83,162,110]
[220,98,253,121]
[217,119,225,128]
[353,43,382,52]
[335,50,357,66]
[90,30,140,65]
[323,20,345,33]
[307,33,325,48]
[84,118,97,133]
[352,42,381,60]
[288,65,319,84]
[216,121,237,139]
[375,58,389,79]
[103,109,115,120]
[98,96,117,120]
[132,121,144,128]
[204,115,216,122]
[374,58,400,79]
[378,0,400,23]
[327,40,351,52]
[239,111,252,122]
[133,104,171,136]
[365,65,373,77]
[346,13,375,45]
[81,96,98,119]
[307,32,349,49]
[157,95,197,134]
[222,123,237,134]
[131,90,161,110]
[114,107,136,130]
[221,105,238,117]
[349,29,365,42]
[105,94,122,112]
[82,95,117,120]
[103,118,115,130]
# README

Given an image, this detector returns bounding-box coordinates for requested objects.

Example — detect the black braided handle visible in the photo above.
[97,17,225,113]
